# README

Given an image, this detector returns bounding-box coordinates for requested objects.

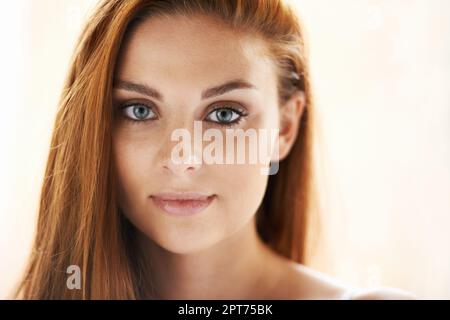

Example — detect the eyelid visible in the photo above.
[120,100,156,110]
[206,101,249,116]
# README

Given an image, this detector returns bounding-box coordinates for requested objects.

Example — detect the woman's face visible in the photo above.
[112,14,291,254]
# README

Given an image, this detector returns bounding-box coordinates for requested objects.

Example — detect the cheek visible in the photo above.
[212,162,269,225]
[112,133,158,213]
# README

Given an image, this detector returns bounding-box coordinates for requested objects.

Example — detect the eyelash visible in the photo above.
[118,102,249,128]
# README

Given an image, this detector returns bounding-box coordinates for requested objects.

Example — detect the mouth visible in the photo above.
[150,192,216,216]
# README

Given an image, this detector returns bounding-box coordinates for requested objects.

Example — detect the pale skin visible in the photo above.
[112,14,415,300]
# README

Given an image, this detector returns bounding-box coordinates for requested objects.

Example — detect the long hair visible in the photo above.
[15,0,318,299]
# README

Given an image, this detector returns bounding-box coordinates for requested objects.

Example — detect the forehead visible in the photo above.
[115,14,276,91]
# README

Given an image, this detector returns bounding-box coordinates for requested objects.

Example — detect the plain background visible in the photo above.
[0,0,449,299]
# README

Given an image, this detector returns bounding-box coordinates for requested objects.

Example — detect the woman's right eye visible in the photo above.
[122,103,157,123]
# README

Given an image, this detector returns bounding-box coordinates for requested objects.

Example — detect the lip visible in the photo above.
[150,192,216,216]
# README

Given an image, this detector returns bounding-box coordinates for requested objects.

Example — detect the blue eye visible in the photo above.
[117,101,248,127]
[122,104,156,122]
[205,106,247,126]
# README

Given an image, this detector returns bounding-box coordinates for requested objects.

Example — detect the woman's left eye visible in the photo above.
[205,106,246,126]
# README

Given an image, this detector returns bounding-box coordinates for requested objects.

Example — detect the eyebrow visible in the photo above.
[113,78,256,102]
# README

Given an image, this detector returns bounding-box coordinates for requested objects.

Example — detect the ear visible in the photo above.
[273,90,306,162]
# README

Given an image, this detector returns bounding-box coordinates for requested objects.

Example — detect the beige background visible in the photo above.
[0,0,449,299]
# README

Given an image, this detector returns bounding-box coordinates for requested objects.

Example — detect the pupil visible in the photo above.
[134,106,148,119]
[218,109,232,122]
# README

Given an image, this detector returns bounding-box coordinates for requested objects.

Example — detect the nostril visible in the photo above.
[162,153,202,174]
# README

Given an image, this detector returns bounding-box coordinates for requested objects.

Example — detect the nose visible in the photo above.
[159,123,202,175]
[162,151,202,174]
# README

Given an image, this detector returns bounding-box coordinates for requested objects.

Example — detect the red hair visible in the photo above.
[16,0,318,299]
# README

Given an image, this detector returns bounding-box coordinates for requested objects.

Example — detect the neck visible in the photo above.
[136,216,282,299]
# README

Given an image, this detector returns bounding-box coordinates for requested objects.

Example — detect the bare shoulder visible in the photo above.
[350,287,417,300]
[268,256,417,300]
[270,259,351,299]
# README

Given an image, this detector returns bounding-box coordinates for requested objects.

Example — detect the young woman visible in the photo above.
[15,0,415,299]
